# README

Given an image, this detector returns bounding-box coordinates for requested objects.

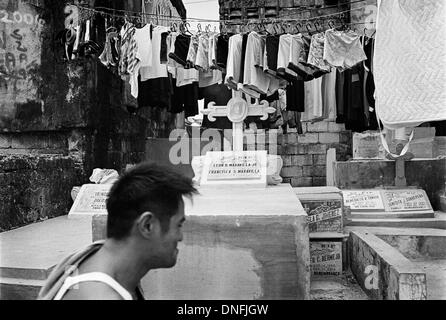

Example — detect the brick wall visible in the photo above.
[220,0,349,28]
[279,121,352,187]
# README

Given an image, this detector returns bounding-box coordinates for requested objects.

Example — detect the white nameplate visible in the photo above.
[343,190,385,211]
[382,189,432,212]
[201,151,268,187]
[68,184,112,217]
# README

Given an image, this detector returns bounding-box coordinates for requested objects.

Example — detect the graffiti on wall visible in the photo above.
[0,0,44,122]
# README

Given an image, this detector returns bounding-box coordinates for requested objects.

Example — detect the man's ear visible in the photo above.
[136,212,156,239]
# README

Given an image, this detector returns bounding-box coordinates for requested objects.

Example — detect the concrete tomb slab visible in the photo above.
[0,216,92,300]
[92,184,310,300]
[348,230,427,300]
[347,227,446,300]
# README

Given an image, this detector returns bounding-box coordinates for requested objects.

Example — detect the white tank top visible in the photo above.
[53,272,133,300]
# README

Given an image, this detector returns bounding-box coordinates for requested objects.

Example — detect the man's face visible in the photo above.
[151,200,186,268]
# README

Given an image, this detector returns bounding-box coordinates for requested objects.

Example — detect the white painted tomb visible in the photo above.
[92,92,311,299]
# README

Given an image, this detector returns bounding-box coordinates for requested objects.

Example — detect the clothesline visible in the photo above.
[75,3,373,25]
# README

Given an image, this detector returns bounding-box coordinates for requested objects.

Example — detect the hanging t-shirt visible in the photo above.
[175,68,199,87]
[321,69,337,120]
[263,35,280,76]
[140,26,169,81]
[243,31,271,95]
[277,34,299,81]
[216,33,232,70]
[286,79,305,112]
[134,24,153,68]
[225,34,243,87]
[199,70,223,88]
[302,78,323,121]
[195,34,210,71]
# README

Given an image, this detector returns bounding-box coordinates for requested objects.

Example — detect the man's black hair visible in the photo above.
[106,162,197,240]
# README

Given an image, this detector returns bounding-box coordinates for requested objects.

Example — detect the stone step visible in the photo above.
[0,266,50,281]
[0,277,44,300]
[345,214,446,229]
[349,211,435,220]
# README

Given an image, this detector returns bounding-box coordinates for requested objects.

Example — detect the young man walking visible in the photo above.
[38,163,197,300]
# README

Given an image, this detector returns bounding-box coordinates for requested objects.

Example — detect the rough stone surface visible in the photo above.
[0,155,83,232]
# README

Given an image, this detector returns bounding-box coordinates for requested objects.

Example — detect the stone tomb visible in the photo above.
[91,94,309,299]
[92,184,310,300]
[342,189,434,220]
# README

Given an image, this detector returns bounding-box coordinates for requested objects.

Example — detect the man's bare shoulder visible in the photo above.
[61,281,126,300]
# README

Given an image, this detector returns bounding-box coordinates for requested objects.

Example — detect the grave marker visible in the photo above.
[382,189,432,212]
[68,184,112,218]
[343,190,385,211]
[201,150,268,187]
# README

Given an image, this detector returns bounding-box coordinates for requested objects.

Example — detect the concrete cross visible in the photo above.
[202,92,275,152]
[386,143,414,187]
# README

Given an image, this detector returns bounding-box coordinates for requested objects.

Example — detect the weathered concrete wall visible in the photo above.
[377,234,446,260]
[92,185,311,300]
[348,231,427,300]
[0,154,83,232]
[0,0,177,231]
[334,159,446,210]
[93,214,310,300]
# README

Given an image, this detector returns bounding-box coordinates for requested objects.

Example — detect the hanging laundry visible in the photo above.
[324,29,367,72]
[263,34,280,78]
[288,34,326,81]
[321,69,337,121]
[175,68,199,87]
[186,35,200,68]
[195,34,211,71]
[170,33,191,67]
[363,37,378,130]
[140,26,170,80]
[286,79,305,113]
[225,34,243,88]
[160,31,169,64]
[134,24,153,69]
[302,77,323,121]
[199,70,223,88]
[243,31,272,95]
[171,77,199,118]
[277,34,299,81]
[216,33,232,71]
[343,64,368,132]
[99,29,119,68]
[335,70,345,124]
[307,32,331,74]
[208,33,219,69]
[137,76,173,110]
[119,22,138,78]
